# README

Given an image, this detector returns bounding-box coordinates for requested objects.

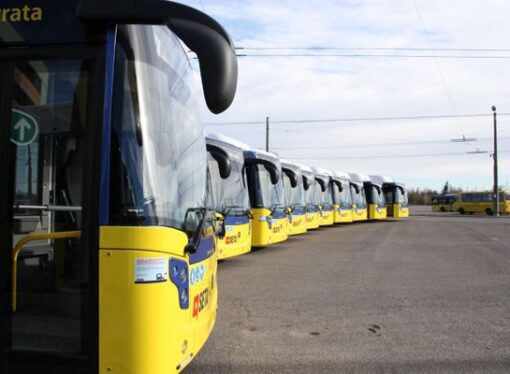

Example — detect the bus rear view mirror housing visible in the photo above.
[77,0,238,114]
[207,145,232,179]
[303,176,311,190]
[284,170,298,188]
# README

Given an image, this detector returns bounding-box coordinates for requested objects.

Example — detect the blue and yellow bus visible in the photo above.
[348,174,369,221]
[206,134,252,260]
[331,171,354,223]
[244,149,288,246]
[301,165,321,229]
[0,1,238,372]
[371,176,410,218]
[281,160,307,236]
[312,167,335,226]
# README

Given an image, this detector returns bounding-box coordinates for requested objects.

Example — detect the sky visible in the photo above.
[180,0,510,191]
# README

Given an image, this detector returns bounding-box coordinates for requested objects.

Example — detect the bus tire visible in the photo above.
[485,208,493,216]
[440,207,445,212]
[459,208,465,215]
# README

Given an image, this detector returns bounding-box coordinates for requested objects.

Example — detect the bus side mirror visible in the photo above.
[77,0,238,114]
[283,170,297,188]
[207,145,231,179]
[265,164,280,184]
[302,176,310,190]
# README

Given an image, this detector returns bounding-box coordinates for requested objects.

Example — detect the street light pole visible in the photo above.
[492,106,499,216]
[265,116,269,152]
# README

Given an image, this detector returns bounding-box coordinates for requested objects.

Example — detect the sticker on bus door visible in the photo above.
[135,257,167,283]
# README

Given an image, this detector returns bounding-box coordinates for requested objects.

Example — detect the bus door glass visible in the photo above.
[0,56,100,370]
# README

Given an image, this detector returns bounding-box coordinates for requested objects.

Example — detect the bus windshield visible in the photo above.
[369,185,386,208]
[109,25,207,231]
[305,180,318,207]
[283,173,305,208]
[208,153,250,215]
[333,181,352,209]
[316,180,332,205]
[246,164,285,210]
[351,184,367,208]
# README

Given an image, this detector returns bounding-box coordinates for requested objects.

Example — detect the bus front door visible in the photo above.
[0,53,102,373]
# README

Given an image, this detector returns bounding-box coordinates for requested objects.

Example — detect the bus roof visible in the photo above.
[243,149,281,169]
[369,175,394,184]
[206,133,250,151]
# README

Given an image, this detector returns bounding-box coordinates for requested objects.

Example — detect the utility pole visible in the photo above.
[492,106,499,216]
[265,116,269,152]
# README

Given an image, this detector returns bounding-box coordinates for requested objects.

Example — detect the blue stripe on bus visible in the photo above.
[189,235,216,264]
[225,216,250,225]
[272,211,288,219]
[292,208,306,215]
[99,27,117,225]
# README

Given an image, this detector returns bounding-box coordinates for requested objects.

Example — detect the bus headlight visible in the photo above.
[170,259,189,309]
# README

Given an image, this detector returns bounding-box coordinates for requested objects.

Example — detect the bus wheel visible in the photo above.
[440,207,445,212]
[459,208,465,215]
[485,208,493,216]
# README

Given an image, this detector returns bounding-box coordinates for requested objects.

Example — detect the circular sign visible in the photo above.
[10,109,38,146]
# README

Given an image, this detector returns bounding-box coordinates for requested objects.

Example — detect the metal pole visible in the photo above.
[492,106,499,216]
[265,116,269,152]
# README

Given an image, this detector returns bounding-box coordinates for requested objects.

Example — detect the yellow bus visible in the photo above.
[206,134,252,260]
[371,175,410,218]
[244,149,288,246]
[431,194,457,212]
[281,160,307,236]
[348,174,369,221]
[0,1,238,373]
[312,167,335,226]
[358,174,387,220]
[331,171,354,223]
[301,165,321,229]
[453,192,510,215]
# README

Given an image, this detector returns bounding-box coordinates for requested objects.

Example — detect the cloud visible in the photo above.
[181,0,510,189]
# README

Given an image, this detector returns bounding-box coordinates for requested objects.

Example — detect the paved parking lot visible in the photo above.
[187,211,510,373]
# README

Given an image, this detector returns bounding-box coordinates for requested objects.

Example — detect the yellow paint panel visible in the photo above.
[305,211,320,230]
[287,214,307,236]
[217,221,252,260]
[100,226,188,256]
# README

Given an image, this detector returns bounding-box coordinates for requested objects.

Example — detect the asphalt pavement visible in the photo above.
[186,211,510,374]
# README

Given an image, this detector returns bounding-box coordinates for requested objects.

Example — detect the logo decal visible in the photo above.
[192,288,209,318]
[189,265,207,286]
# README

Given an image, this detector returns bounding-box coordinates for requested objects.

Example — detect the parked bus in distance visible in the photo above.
[312,167,335,226]
[431,194,457,212]
[453,191,510,215]
[371,175,410,218]
[244,149,288,246]
[301,165,321,229]
[348,174,369,221]
[0,1,238,373]
[206,134,252,260]
[281,160,308,236]
[356,174,387,220]
[332,171,354,223]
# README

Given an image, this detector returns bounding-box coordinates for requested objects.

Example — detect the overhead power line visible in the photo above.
[288,149,510,160]
[205,112,510,126]
[236,54,510,59]
[272,136,510,151]
[236,46,510,52]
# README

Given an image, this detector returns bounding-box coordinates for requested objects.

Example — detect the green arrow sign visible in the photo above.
[10,109,38,146]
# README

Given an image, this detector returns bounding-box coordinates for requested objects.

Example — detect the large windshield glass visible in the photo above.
[351,184,367,208]
[369,186,386,208]
[315,179,333,205]
[246,164,285,210]
[396,187,409,206]
[305,179,318,206]
[333,180,352,208]
[208,152,250,215]
[283,172,305,208]
[110,25,207,230]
